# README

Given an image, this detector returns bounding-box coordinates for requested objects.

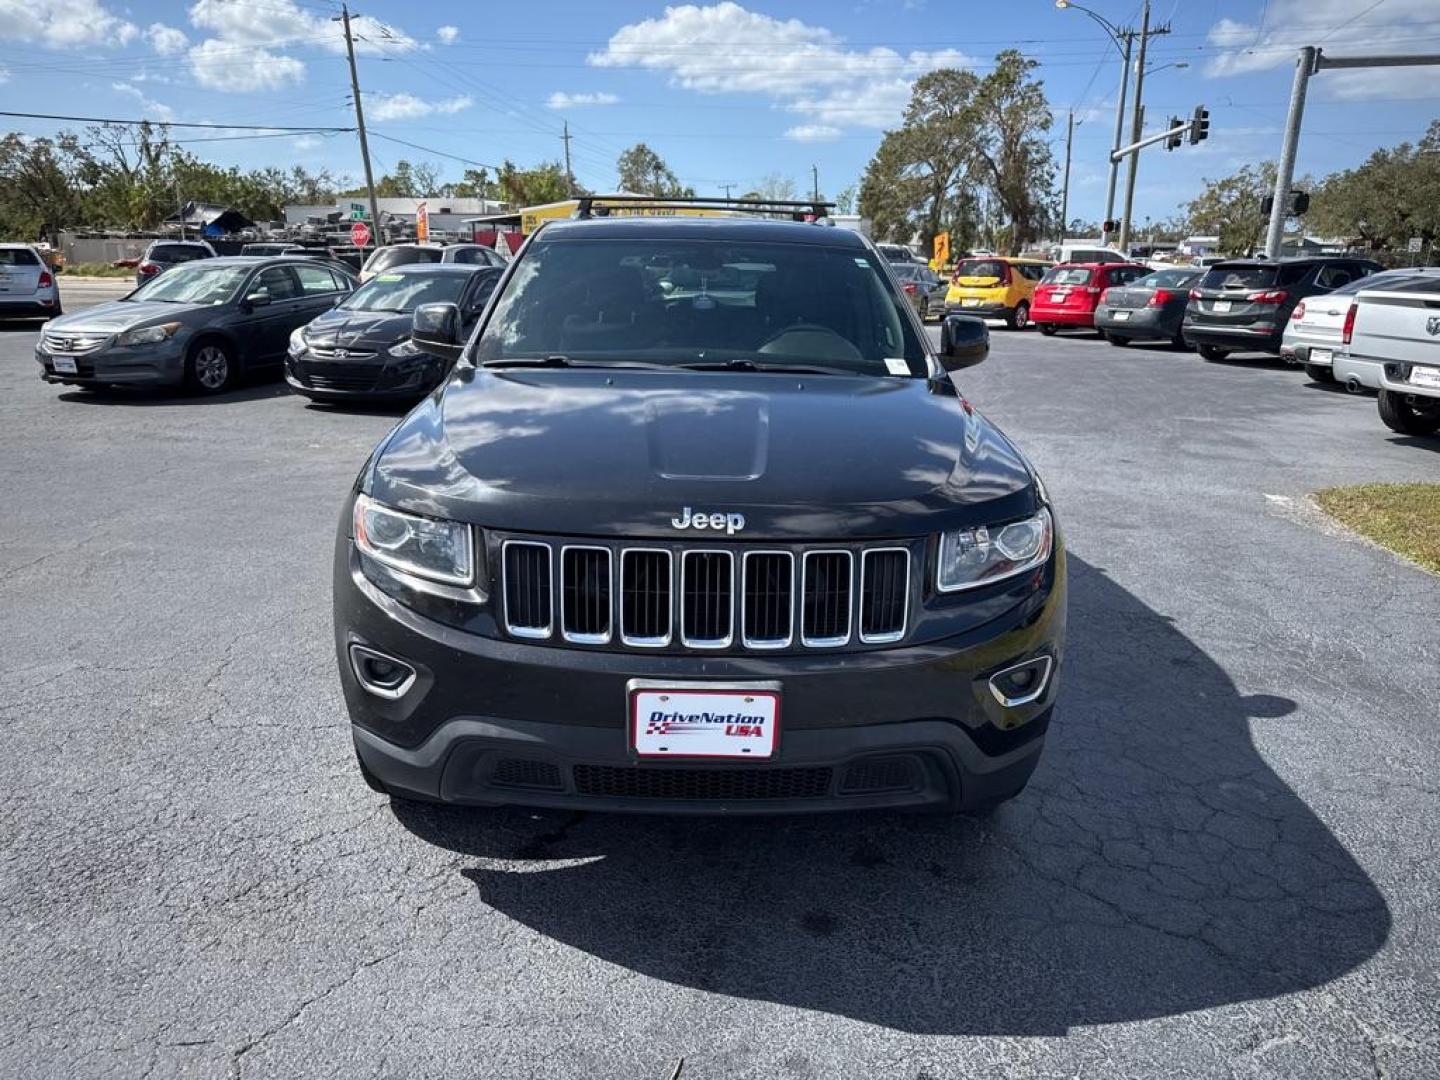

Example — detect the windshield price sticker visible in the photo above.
[885,358,910,376]
[630,687,780,759]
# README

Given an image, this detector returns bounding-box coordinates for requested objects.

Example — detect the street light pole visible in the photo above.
[1104,31,1132,248]
[1117,0,1151,255]
[1059,110,1074,237]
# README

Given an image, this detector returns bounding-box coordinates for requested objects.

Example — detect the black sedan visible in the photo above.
[1094,267,1201,348]
[285,263,501,403]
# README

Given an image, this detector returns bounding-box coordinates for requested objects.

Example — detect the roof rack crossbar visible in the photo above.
[573,194,836,222]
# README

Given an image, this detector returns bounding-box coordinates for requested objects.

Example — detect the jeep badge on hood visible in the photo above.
[672,507,746,534]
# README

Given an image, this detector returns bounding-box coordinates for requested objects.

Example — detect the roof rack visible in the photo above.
[573,194,835,223]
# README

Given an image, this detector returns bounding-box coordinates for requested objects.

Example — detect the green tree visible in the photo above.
[497,160,573,206]
[1186,162,1278,257]
[616,142,692,197]
[1310,120,1440,255]
[834,183,857,215]
[972,50,1055,252]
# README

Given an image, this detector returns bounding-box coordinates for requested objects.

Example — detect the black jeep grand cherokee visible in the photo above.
[334,215,1065,814]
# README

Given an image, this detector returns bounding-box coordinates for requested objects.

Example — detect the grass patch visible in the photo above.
[60,263,135,278]
[1314,483,1440,574]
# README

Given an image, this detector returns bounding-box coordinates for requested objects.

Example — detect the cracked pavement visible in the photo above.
[1,306,1438,1078]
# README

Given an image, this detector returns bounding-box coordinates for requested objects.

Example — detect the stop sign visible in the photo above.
[350,221,371,247]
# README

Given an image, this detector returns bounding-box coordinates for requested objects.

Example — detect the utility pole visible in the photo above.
[175,179,185,241]
[721,183,734,202]
[811,164,819,204]
[339,4,380,248]
[561,121,575,196]
[1264,48,1440,258]
[1117,0,1154,255]
[1103,30,1132,248]
[1059,109,1074,239]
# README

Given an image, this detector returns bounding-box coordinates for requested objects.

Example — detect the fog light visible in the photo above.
[349,644,416,700]
[988,655,1053,707]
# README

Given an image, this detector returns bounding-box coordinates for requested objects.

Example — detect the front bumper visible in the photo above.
[35,338,187,386]
[944,301,1010,320]
[286,351,446,401]
[336,532,1066,814]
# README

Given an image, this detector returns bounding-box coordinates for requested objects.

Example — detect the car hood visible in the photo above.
[368,369,1039,540]
[302,308,412,350]
[44,299,207,333]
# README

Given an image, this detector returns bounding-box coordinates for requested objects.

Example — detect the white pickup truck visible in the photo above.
[1345,272,1440,437]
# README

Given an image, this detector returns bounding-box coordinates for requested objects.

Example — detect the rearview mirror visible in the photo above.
[412,302,463,361]
[939,315,988,372]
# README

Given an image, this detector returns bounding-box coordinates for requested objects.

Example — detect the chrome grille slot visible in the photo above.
[681,550,733,648]
[43,332,108,356]
[859,548,910,643]
[620,549,672,646]
[502,541,552,638]
[742,551,794,648]
[561,546,611,643]
[801,551,852,647]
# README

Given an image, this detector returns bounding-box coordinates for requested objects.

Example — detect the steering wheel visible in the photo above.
[756,322,865,365]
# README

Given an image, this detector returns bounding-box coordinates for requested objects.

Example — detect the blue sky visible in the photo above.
[1,0,1437,225]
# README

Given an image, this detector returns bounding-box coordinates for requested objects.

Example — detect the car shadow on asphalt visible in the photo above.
[391,556,1391,1036]
[54,381,292,407]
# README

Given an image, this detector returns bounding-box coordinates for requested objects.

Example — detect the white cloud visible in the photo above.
[187,39,305,92]
[437,25,459,45]
[147,21,188,55]
[1204,0,1440,96]
[784,124,842,142]
[546,91,620,109]
[589,2,972,130]
[0,0,138,48]
[0,68,9,85]
[183,0,416,93]
[110,80,175,121]
[368,92,473,121]
[291,134,322,151]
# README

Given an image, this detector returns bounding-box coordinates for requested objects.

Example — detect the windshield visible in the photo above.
[364,246,443,274]
[1134,268,1199,289]
[956,258,1006,279]
[150,244,210,263]
[129,263,249,304]
[475,238,927,375]
[1042,266,1093,285]
[340,272,469,312]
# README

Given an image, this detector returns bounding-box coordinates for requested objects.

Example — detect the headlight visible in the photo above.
[388,338,424,359]
[288,327,308,354]
[117,321,182,346]
[353,494,473,586]
[936,507,1052,593]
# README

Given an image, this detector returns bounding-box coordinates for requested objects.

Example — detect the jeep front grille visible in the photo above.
[499,536,914,653]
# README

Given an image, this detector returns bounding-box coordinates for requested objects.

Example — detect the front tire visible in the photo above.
[1007,301,1030,331]
[1038,323,1057,336]
[185,339,236,394]
[1378,389,1440,435]
[1198,344,1229,362]
[1304,363,1336,384]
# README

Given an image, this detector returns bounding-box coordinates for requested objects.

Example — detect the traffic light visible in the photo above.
[1290,191,1311,215]
[1103,219,1118,234]
[1165,117,1183,151]
[1261,194,1275,216]
[1189,105,1210,145]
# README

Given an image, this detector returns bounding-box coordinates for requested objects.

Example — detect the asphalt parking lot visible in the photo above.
[3,289,1439,1079]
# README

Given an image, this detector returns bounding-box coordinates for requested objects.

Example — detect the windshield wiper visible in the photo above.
[678,358,860,376]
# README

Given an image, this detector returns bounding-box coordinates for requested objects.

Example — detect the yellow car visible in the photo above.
[944,256,1052,330]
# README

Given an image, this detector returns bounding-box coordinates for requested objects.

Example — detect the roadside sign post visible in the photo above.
[351,221,372,248]
[349,202,366,221]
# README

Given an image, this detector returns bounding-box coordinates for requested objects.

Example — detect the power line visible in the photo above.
[368,131,502,171]
[0,110,352,132]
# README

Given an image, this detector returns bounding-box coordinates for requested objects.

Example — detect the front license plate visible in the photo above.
[1212,300,1232,313]
[630,682,780,760]
[1310,348,1332,365]
[1410,364,1440,389]
[961,298,979,307]
[1112,310,1131,321]
[52,355,78,373]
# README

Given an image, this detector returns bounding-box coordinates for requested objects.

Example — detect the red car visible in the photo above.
[1033,262,1149,334]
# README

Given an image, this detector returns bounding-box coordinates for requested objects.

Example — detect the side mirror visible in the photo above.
[939,315,988,372]
[244,291,271,308]
[412,302,463,361]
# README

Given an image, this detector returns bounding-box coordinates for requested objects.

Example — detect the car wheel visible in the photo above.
[1198,344,1229,362]
[1377,389,1440,436]
[919,297,929,321]
[185,339,235,394]
[1107,334,1129,347]
[1304,363,1337,384]
[1038,323,1057,336]
[1171,330,1190,349]
[1008,301,1030,330]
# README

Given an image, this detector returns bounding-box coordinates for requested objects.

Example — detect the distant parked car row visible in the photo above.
[32,255,501,404]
